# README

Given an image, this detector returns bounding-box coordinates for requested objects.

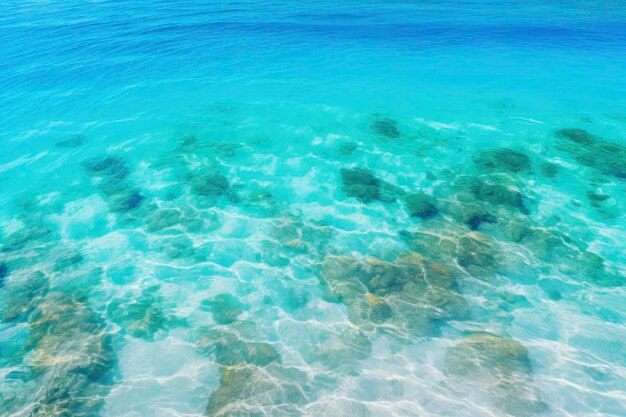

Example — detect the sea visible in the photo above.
[0,1,625,416]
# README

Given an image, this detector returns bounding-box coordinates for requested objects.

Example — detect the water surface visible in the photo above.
[0,1,625,416]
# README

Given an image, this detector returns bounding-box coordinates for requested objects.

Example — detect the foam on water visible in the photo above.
[1,1,625,417]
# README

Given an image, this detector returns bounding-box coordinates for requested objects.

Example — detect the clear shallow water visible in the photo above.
[0,1,625,416]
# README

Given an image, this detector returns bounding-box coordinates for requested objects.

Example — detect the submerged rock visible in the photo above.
[354,257,413,296]
[191,173,230,197]
[371,118,402,139]
[202,293,246,325]
[27,294,115,417]
[108,286,181,340]
[515,227,621,285]
[82,155,130,180]
[273,218,306,252]
[164,236,195,259]
[320,253,468,337]
[175,135,201,152]
[401,222,505,280]
[446,333,547,416]
[403,192,438,219]
[271,216,333,257]
[586,189,620,219]
[175,135,243,158]
[473,148,531,173]
[146,209,182,232]
[258,240,291,267]
[298,324,372,370]
[587,190,611,205]
[447,200,496,230]
[53,250,84,271]
[204,364,309,417]
[108,188,144,213]
[456,232,502,279]
[340,167,404,203]
[337,141,358,155]
[476,182,527,213]
[0,262,7,287]
[555,128,626,179]
[440,175,529,233]
[83,155,149,216]
[3,226,53,251]
[0,271,49,321]
[455,175,528,214]
[214,143,242,158]
[199,330,281,367]
[241,187,280,214]
[366,293,393,323]
[480,217,530,243]
[446,333,531,376]
[399,221,462,261]
[340,167,381,202]
[215,340,280,366]
[379,181,406,202]
[98,176,131,197]
[540,162,559,178]
[555,128,598,145]
[518,227,572,263]
[55,134,84,148]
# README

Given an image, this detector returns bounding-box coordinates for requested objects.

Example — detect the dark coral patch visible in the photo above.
[455,232,502,279]
[108,188,144,213]
[199,330,280,367]
[146,209,182,232]
[201,293,246,325]
[55,134,84,148]
[191,173,230,197]
[175,135,200,152]
[517,227,622,286]
[473,148,531,173]
[320,253,468,337]
[337,142,358,156]
[379,181,405,202]
[26,294,115,416]
[401,223,505,280]
[585,189,620,218]
[403,192,438,219]
[82,155,130,180]
[587,190,610,204]
[82,154,147,214]
[555,128,598,145]
[164,236,195,259]
[203,364,308,417]
[476,182,527,213]
[455,175,528,214]
[340,167,381,202]
[108,286,181,340]
[446,332,531,376]
[446,200,496,230]
[53,251,84,271]
[3,227,53,251]
[540,162,559,178]
[0,262,8,287]
[446,333,547,416]
[555,128,626,179]
[371,118,402,139]
[340,167,404,203]
[0,271,49,321]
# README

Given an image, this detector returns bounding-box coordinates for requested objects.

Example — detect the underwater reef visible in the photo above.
[0,111,624,417]
[446,333,547,417]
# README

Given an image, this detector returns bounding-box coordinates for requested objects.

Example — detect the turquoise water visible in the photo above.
[1,1,625,416]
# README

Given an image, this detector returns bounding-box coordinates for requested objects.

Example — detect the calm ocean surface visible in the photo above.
[0,1,625,416]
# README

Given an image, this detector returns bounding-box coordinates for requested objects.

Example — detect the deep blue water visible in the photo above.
[0,1,625,417]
